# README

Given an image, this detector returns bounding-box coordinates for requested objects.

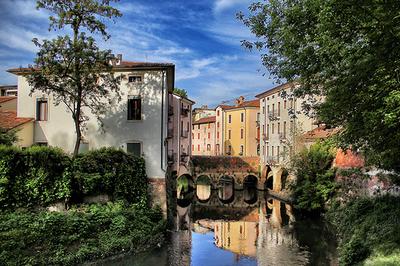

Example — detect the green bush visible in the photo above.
[0,145,71,208]
[0,202,166,265]
[291,141,337,213]
[73,147,148,204]
[328,196,400,265]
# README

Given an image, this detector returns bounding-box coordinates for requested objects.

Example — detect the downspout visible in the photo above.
[161,70,166,172]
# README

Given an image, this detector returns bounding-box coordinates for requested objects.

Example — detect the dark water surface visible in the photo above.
[104,191,338,266]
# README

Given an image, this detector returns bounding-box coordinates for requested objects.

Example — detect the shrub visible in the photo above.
[73,147,148,204]
[0,145,71,208]
[328,196,400,265]
[290,141,337,213]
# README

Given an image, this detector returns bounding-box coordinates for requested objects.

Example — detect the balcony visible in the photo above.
[181,106,190,117]
[180,152,189,163]
[167,128,173,138]
[168,105,174,116]
[268,109,280,121]
[256,119,260,127]
[181,130,189,138]
[262,134,269,142]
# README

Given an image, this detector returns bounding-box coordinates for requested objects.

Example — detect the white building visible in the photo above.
[256,82,318,167]
[8,59,180,181]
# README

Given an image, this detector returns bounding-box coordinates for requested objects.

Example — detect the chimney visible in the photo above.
[116,54,122,65]
[235,96,245,106]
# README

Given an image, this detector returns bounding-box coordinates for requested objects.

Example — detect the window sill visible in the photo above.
[126,119,143,123]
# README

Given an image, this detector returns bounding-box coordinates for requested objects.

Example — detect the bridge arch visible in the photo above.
[217,175,235,204]
[264,165,274,190]
[243,175,258,204]
[195,174,212,203]
[177,174,194,207]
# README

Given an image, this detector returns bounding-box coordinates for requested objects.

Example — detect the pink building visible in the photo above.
[191,116,216,156]
[167,92,195,175]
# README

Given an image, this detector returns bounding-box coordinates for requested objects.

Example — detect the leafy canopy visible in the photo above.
[28,0,122,156]
[0,129,18,146]
[239,0,400,172]
[173,88,188,98]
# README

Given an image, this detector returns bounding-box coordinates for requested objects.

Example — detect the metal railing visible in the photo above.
[181,107,190,116]
[268,109,280,121]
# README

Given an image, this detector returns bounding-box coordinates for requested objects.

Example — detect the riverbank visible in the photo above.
[0,202,166,265]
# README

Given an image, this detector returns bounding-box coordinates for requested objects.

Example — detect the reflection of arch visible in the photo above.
[265,165,273,190]
[243,175,258,204]
[196,175,212,203]
[218,175,234,203]
[177,174,194,207]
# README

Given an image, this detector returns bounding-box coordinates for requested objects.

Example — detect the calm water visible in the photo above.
[103,190,338,266]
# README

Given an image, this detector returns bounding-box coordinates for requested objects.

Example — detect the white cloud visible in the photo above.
[214,0,247,13]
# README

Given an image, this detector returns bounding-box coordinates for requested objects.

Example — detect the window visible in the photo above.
[217,122,220,128]
[262,106,265,114]
[198,145,200,151]
[208,132,210,139]
[192,133,194,139]
[228,145,232,154]
[128,75,142,83]
[272,103,275,114]
[217,110,220,116]
[36,99,48,121]
[290,99,293,109]
[217,131,219,139]
[272,146,274,157]
[272,123,275,134]
[241,129,244,139]
[267,125,269,139]
[284,121,287,138]
[284,100,287,109]
[198,133,200,139]
[216,144,220,153]
[262,125,265,135]
[267,145,269,156]
[267,105,270,114]
[228,130,231,139]
[277,146,280,162]
[241,113,244,122]
[198,124,200,129]
[290,121,294,132]
[208,123,210,129]
[240,145,244,155]
[207,144,211,151]
[192,145,194,151]
[278,102,280,116]
[228,115,232,123]
[278,122,280,134]
[127,143,141,157]
[127,96,141,120]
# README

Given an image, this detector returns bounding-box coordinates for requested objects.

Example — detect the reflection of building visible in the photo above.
[256,83,318,165]
[216,96,260,156]
[191,116,216,155]
[214,221,259,257]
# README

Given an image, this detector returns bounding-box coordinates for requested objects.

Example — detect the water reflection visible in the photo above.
[106,191,338,266]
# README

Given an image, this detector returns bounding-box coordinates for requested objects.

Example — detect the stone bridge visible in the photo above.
[176,156,290,206]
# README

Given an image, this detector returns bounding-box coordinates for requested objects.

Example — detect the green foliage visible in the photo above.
[173,88,188,98]
[0,202,165,265]
[73,147,148,204]
[0,128,18,146]
[327,196,400,265]
[0,145,71,208]
[291,141,337,213]
[239,0,400,172]
[0,146,148,209]
[29,0,122,156]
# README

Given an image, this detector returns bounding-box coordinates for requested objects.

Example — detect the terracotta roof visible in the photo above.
[7,61,174,75]
[220,99,260,110]
[255,82,297,98]
[193,116,216,125]
[303,125,340,141]
[0,96,17,103]
[0,111,34,130]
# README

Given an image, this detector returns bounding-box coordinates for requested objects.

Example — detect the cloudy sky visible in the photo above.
[0,0,277,107]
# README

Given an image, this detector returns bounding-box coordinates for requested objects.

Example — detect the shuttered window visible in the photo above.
[127,96,141,120]
[36,99,48,121]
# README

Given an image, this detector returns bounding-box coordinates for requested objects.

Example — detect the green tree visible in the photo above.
[28,0,122,157]
[173,88,188,98]
[0,128,18,146]
[238,1,400,172]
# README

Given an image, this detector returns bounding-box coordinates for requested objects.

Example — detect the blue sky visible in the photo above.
[0,0,276,107]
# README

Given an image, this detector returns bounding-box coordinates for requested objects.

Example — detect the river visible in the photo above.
[104,188,338,266]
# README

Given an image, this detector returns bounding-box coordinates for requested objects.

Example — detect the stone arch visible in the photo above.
[195,174,212,203]
[177,174,194,207]
[243,175,258,204]
[217,175,235,204]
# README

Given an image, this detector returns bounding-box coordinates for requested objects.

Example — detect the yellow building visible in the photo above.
[218,96,260,157]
